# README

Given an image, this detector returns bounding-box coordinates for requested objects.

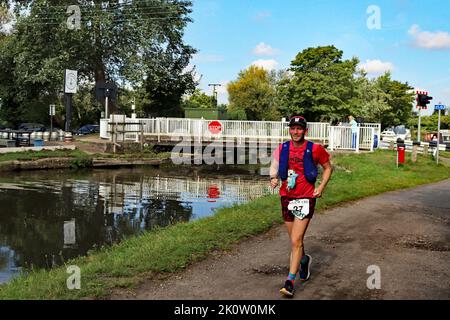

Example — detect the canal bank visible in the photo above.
[0,143,172,172]
[0,156,172,171]
[0,150,449,299]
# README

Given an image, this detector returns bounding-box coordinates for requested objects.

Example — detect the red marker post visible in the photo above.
[396,139,405,168]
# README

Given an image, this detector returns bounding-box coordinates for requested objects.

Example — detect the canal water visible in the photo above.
[0,165,273,284]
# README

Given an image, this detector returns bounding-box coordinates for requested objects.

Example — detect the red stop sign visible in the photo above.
[208,121,222,134]
[207,184,220,202]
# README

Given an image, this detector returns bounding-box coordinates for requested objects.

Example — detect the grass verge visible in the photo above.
[0,148,171,171]
[439,150,450,159]
[0,150,89,162]
[0,149,449,299]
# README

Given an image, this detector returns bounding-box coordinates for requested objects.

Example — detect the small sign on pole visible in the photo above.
[49,104,55,136]
[435,104,445,164]
[64,69,78,94]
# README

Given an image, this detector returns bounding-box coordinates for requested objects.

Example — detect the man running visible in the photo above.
[270,115,333,297]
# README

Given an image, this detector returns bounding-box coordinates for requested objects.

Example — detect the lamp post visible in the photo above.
[208,83,221,108]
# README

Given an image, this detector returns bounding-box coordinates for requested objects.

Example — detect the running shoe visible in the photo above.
[299,254,312,281]
[279,280,295,297]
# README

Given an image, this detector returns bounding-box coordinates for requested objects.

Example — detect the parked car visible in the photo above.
[393,125,411,140]
[75,124,100,135]
[380,128,396,141]
[18,123,46,132]
[381,126,411,141]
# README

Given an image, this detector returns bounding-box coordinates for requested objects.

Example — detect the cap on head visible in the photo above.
[288,116,307,128]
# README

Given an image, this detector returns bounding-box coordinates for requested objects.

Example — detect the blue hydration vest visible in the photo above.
[278,140,318,184]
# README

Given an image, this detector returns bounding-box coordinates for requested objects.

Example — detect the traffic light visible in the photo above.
[416,91,432,109]
[95,82,118,103]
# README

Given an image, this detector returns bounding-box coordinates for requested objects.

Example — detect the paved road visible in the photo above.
[112,179,450,300]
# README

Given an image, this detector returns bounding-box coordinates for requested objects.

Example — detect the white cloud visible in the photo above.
[250,59,279,71]
[216,80,229,105]
[358,59,394,75]
[408,24,450,50]
[252,42,280,56]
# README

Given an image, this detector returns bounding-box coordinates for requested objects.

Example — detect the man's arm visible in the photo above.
[269,145,281,189]
[269,157,279,188]
[313,160,333,198]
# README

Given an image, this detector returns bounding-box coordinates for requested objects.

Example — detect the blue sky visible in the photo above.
[183,0,450,116]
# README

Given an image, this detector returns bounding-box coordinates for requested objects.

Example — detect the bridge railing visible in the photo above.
[100,117,331,142]
[100,117,380,152]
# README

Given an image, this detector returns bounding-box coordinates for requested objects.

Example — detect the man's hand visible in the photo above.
[313,186,324,198]
[270,177,279,189]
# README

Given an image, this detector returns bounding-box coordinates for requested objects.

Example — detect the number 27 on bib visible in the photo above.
[287,199,310,220]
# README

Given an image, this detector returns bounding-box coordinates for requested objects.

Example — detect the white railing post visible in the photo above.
[157,118,160,142]
[370,128,374,152]
[329,127,334,151]
[356,127,360,153]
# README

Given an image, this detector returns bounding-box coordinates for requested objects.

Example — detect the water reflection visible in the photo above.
[0,166,271,284]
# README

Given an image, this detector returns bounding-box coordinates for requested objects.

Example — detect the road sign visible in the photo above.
[64,69,78,93]
[208,121,222,134]
[434,104,445,110]
[49,104,56,116]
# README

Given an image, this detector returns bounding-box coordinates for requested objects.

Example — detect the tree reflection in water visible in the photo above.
[0,167,270,284]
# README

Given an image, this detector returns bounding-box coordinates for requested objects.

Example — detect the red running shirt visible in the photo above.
[273,140,330,198]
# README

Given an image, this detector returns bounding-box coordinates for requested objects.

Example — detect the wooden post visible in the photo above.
[389,140,395,150]
[113,123,116,154]
[412,141,419,163]
[140,124,144,152]
[423,143,428,156]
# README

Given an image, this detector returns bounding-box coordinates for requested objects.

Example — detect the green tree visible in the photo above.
[277,45,358,122]
[181,89,213,109]
[0,0,197,124]
[227,65,278,121]
[349,71,390,123]
[373,73,414,127]
[408,114,450,131]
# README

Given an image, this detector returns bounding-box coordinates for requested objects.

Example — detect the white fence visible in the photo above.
[328,126,375,152]
[100,116,381,152]
[378,139,448,154]
[101,117,330,142]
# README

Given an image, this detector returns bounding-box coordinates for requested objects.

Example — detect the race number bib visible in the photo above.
[287,199,310,220]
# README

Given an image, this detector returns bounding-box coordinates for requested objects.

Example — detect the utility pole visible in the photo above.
[434,102,446,165]
[131,97,136,118]
[105,89,110,119]
[208,83,221,108]
[49,104,55,136]
[417,107,421,142]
